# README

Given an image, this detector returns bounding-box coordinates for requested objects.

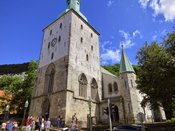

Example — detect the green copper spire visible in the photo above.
[66,0,80,12]
[65,0,87,21]
[119,46,135,74]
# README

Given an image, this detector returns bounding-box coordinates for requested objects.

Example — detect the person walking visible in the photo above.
[57,116,61,128]
[41,118,45,131]
[7,121,13,131]
[72,113,78,124]
[35,118,40,131]
[1,121,6,131]
[45,118,51,131]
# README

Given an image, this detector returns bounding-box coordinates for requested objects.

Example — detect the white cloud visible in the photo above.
[152,35,157,40]
[139,0,175,21]
[133,30,142,38]
[119,30,142,49]
[107,0,115,7]
[101,49,120,63]
[139,0,150,8]
[100,41,120,65]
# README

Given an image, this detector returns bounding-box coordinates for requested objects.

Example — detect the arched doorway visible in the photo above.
[112,105,119,122]
[42,99,50,120]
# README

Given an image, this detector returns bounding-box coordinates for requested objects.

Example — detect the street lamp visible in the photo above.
[4,105,10,121]
[22,100,29,126]
[88,97,92,131]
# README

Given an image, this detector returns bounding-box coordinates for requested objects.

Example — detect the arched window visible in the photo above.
[113,82,118,93]
[79,73,87,98]
[45,64,55,94]
[91,78,98,101]
[108,83,112,94]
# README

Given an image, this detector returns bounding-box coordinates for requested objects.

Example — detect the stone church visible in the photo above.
[29,0,165,127]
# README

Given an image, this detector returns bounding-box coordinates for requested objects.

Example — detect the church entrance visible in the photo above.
[42,99,50,120]
[111,105,119,122]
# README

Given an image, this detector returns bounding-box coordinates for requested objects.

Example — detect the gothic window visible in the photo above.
[60,23,62,29]
[91,78,98,101]
[113,82,118,93]
[91,33,93,38]
[45,64,55,94]
[108,83,112,94]
[79,73,87,98]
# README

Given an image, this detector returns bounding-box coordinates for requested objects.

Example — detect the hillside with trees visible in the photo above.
[102,64,139,76]
[0,63,29,75]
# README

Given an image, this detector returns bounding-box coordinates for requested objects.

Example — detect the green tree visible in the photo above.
[0,60,38,113]
[136,39,175,119]
[11,60,38,113]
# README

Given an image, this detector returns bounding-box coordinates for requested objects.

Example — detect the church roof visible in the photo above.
[43,9,99,35]
[101,67,118,78]
[119,47,135,74]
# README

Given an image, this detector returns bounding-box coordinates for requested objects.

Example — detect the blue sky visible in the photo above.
[0,0,174,65]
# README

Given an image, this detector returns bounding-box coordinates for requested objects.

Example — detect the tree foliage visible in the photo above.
[102,64,120,76]
[102,64,139,76]
[0,61,38,114]
[136,31,175,119]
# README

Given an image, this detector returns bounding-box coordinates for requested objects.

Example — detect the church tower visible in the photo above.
[30,0,101,127]
[119,46,143,123]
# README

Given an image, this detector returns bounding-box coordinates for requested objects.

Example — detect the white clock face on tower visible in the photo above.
[51,38,57,47]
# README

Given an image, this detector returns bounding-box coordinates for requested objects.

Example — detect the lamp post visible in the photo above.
[88,97,92,131]
[22,100,29,126]
[4,105,10,121]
